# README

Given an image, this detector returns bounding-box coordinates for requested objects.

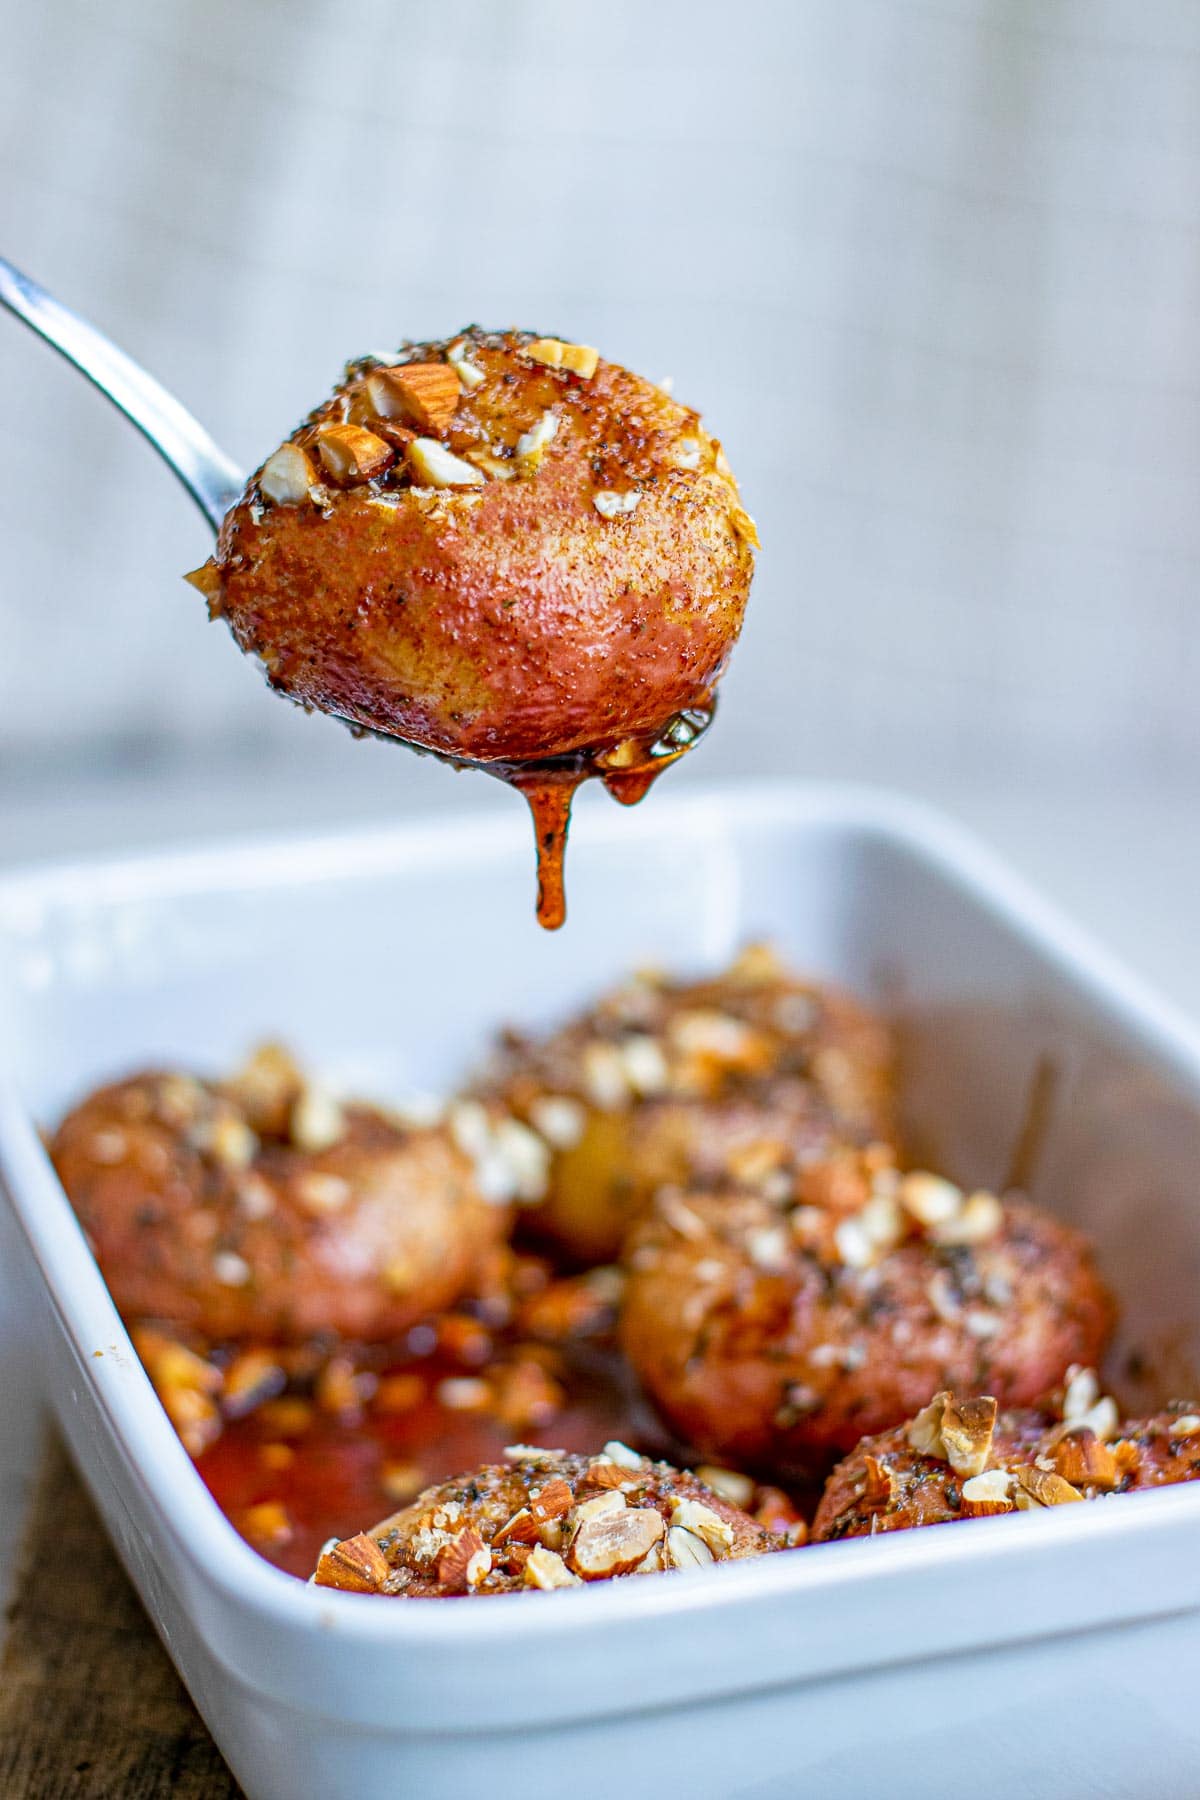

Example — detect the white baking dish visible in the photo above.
[3,782,1200,1800]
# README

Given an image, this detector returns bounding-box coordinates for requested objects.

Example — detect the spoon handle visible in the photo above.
[0,256,243,532]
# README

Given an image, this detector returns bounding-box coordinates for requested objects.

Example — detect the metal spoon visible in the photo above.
[0,256,242,530]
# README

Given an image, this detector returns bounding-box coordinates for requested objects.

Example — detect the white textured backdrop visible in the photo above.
[2,0,1200,801]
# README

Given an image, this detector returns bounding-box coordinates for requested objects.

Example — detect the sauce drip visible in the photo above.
[513,771,584,932]
[494,699,717,930]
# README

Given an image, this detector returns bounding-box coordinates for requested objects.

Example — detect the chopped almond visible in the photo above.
[314,1531,389,1593]
[940,1395,998,1478]
[259,443,316,504]
[1014,1466,1084,1508]
[315,423,394,484]
[406,438,485,488]
[960,1469,1015,1515]
[569,1505,665,1578]
[1051,1428,1120,1491]
[524,1544,580,1589]
[525,337,599,378]
[436,1525,489,1591]
[367,363,461,434]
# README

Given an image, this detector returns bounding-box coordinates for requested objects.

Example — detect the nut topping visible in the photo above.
[939,1395,998,1478]
[260,443,316,504]
[446,339,486,391]
[960,1469,1015,1515]
[930,1189,1004,1247]
[695,1465,755,1509]
[494,1507,540,1547]
[1050,1428,1120,1490]
[525,338,599,378]
[593,489,641,519]
[665,1525,715,1569]
[1013,1467,1084,1509]
[290,1083,346,1153]
[669,1497,734,1556]
[529,1477,575,1521]
[314,424,394,484]
[436,1525,490,1591]
[367,362,462,434]
[600,1441,646,1470]
[515,409,559,471]
[524,1545,580,1590]
[906,1391,998,1477]
[313,1532,389,1593]
[862,1454,897,1508]
[898,1172,962,1228]
[406,438,486,489]
[568,1504,665,1578]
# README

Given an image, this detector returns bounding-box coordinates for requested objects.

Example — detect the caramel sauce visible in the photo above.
[196,1345,653,1579]
[496,700,716,930]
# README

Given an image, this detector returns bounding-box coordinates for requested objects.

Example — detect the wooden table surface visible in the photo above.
[0,1435,243,1799]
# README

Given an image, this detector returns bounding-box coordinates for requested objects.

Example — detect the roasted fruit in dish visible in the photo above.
[620,1151,1113,1470]
[198,330,756,770]
[49,1045,519,1344]
[474,943,896,1264]
[811,1371,1200,1540]
[311,1442,781,1597]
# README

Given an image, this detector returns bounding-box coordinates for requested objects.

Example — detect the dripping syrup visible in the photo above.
[494,699,716,930]
[341,700,716,931]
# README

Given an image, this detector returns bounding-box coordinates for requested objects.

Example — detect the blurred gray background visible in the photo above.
[2,0,1199,982]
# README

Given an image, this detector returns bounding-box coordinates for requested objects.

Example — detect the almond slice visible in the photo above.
[862,1453,897,1509]
[669,1497,734,1557]
[260,443,316,504]
[406,438,485,488]
[515,409,558,471]
[525,337,599,378]
[694,1466,754,1509]
[524,1544,580,1589]
[436,1525,489,1590]
[940,1395,998,1478]
[931,1190,1004,1247]
[1050,1428,1120,1491]
[898,1171,963,1228]
[315,424,394,484]
[367,363,461,434]
[569,1505,665,1578]
[906,1391,951,1460]
[1013,1466,1084,1508]
[314,1532,389,1593]
[960,1468,1015,1515]
[494,1507,540,1547]
[664,1525,714,1569]
[447,340,486,391]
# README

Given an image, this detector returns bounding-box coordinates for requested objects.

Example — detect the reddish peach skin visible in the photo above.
[812,1404,1200,1542]
[314,1447,781,1597]
[204,329,755,763]
[621,1189,1113,1474]
[474,949,898,1265]
[51,1073,507,1343]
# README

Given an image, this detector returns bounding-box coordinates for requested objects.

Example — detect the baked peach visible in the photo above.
[620,1154,1113,1472]
[312,1442,781,1597]
[473,944,897,1265]
[50,1047,518,1344]
[198,329,754,768]
[812,1376,1200,1541]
